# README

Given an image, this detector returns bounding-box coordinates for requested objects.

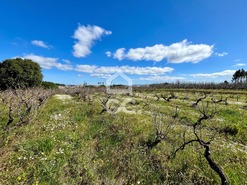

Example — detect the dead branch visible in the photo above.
[172,102,229,185]
[154,94,160,101]
[6,102,14,128]
[142,96,150,108]
[100,94,111,113]
[161,92,177,102]
[146,112,176,151]
[191,93,207,107]
[172,106,179,119]
[211,95,228,105]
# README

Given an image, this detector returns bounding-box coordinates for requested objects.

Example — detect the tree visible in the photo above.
[0,58,43,89]
[240,69,245,83]
[232,69,240,83]
[232,69,247,83]
[41,81,58,89]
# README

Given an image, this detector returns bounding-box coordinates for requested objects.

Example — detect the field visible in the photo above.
[0,87,247,185]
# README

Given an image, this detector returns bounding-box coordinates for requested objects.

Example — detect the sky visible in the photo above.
[0,0,247,85]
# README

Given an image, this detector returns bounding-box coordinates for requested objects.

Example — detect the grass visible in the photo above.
[0,90,247,184]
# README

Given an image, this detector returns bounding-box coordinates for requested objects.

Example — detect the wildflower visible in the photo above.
[56,148,64,154]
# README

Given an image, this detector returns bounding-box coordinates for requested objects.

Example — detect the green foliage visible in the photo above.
[232,68,247,83]
[41,81,58,89]
[0,58,43,89]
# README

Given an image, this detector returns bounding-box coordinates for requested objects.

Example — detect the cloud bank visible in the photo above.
[140,75,185,81]
[111,40,213,63]
[72,25,112,58]
[190,70,235,78]
[75,65,173,78]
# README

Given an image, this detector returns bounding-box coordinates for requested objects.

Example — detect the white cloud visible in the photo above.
[234,63,246,67]
[75,65,173,76]
[75,65,97,73]
[31,40,51,49]
[215,52,228,57]
[54,63,73,71]
[190,70,235,78]
[234,58,241,62]
[23,54,73,70]
[140,75,185,81]
[112,40,213,63]
[113,48,126,60]
[126,45,165,62]
[72,25,112,58]
[105,51,112,57]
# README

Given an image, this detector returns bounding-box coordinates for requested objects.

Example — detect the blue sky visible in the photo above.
[0,0,247,85]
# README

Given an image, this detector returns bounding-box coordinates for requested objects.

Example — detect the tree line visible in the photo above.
[0,58,246,90]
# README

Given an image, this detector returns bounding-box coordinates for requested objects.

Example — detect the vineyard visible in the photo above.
[0,87,247,184]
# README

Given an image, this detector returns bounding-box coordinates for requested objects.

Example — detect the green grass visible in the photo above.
[0,91,247,184]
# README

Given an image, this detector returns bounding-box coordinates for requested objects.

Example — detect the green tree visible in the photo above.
[232,68,247,84]
[0,58,43,89]
[232,69,240,83]
[240,68,245,83]
[232,70,237,83]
